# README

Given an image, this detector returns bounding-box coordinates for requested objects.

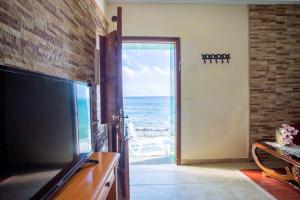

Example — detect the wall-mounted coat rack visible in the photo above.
[201,54,231,64]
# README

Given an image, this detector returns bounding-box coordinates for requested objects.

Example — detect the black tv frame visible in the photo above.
[0,64,93,200]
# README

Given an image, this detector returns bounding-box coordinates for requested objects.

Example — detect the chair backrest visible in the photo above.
[128,123,138,139]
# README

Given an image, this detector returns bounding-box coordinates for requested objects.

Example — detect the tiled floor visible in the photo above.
[129,162,275,200]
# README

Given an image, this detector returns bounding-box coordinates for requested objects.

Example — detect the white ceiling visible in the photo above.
[107,0,300,4]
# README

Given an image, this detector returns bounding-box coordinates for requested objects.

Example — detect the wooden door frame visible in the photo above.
[122,36,182,165]
[99,7,130,200]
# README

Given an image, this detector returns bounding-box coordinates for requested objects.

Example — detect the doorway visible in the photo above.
[122,37,181,165]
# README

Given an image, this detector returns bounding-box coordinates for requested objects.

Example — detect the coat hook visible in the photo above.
[202,54,207,64]
[202,53,231,64]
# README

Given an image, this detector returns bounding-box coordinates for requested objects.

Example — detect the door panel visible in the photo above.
[100,31,118,152]
[99,7,130,200]
[100,31,117,125]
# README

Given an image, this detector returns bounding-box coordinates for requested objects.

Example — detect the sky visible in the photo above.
[122,43,174,97]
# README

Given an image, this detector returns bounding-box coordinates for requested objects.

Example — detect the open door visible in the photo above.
[100,7,130,200]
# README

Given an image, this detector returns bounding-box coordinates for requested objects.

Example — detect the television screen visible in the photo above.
[0,65,92,199]
[76,84,92,154]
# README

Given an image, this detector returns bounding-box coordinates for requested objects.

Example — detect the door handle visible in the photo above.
[112,114,119,121]
[123,124,130,141]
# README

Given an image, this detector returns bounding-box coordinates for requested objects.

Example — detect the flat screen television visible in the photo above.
[0,65,93,199]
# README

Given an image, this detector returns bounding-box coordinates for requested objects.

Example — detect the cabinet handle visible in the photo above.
[105,181,110,187]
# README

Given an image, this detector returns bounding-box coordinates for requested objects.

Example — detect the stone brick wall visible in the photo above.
[249,5,300,156]
[0,0,108,151]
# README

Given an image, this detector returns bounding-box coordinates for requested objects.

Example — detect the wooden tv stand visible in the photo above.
[53,152,120,200]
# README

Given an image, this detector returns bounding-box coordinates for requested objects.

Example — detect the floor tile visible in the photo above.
[130,185,175,200]
[129,162,273,200]
[227,182,274,200]
[130,171,199,185]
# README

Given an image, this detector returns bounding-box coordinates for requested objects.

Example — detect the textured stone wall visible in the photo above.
[0,0,108,151]
[249,5,300,155]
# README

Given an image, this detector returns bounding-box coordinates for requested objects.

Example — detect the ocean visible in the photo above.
[123,96,175,134]
[78,96,175,141]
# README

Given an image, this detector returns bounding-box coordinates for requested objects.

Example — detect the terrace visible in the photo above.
[125,123,175,164]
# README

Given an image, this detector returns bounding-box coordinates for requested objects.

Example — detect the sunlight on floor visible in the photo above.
[129,162,275,200]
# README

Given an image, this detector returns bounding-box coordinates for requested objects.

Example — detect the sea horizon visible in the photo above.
[123,96,174,133]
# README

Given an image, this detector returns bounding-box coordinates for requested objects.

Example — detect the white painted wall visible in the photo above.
[94,0,107,85]
[107,3,249,161]
[96,0,107,15]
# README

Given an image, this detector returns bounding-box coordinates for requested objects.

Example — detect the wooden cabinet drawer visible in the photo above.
[53,153,119,200]
[96,169,116,200]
